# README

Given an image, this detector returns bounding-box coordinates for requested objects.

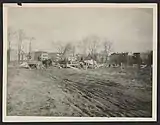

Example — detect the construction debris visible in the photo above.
[20,62,30,69]
[66,64,80,70]
[20,58,151,71]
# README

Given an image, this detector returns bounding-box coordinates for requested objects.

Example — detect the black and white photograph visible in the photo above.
[3,3,157,122]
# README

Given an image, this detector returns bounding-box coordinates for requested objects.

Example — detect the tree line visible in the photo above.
[7,27,35,63]
[53,35,113,62]
[8,28,152,67]
[52,35,152,67]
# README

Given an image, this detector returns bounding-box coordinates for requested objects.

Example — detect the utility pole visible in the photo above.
[29,37,35,53]
[18,29,23,63]
[28,37,35,60]
[29,41,31,53]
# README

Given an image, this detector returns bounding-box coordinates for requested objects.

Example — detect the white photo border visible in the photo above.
[2,3,158,122]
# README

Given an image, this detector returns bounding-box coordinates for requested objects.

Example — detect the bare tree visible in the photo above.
[17,29,28,63]
[53,41,66,54]
[7,27,16,63]
[88,39,98,55]
[77,40,87,56]
[71,45,76,56]
[63,42,72,56]
[53,41,75,56]
[83,35,99,59]
[103,39,112,59]
[97,38,113,63]
[57,44,65,54]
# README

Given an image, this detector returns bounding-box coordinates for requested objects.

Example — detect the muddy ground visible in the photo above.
[7,65,152,117]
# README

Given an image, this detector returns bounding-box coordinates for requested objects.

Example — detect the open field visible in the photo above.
[7,65,152,117]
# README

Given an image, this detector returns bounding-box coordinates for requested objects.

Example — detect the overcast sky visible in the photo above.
[8,7,153,53]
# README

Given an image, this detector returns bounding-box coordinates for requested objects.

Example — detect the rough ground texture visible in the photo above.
[7,65,152,117]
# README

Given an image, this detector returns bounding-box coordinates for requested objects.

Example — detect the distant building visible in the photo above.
[40,53,49,60]
[30,51,48,61]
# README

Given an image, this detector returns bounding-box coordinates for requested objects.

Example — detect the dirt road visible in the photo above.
[7,66,152,117]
